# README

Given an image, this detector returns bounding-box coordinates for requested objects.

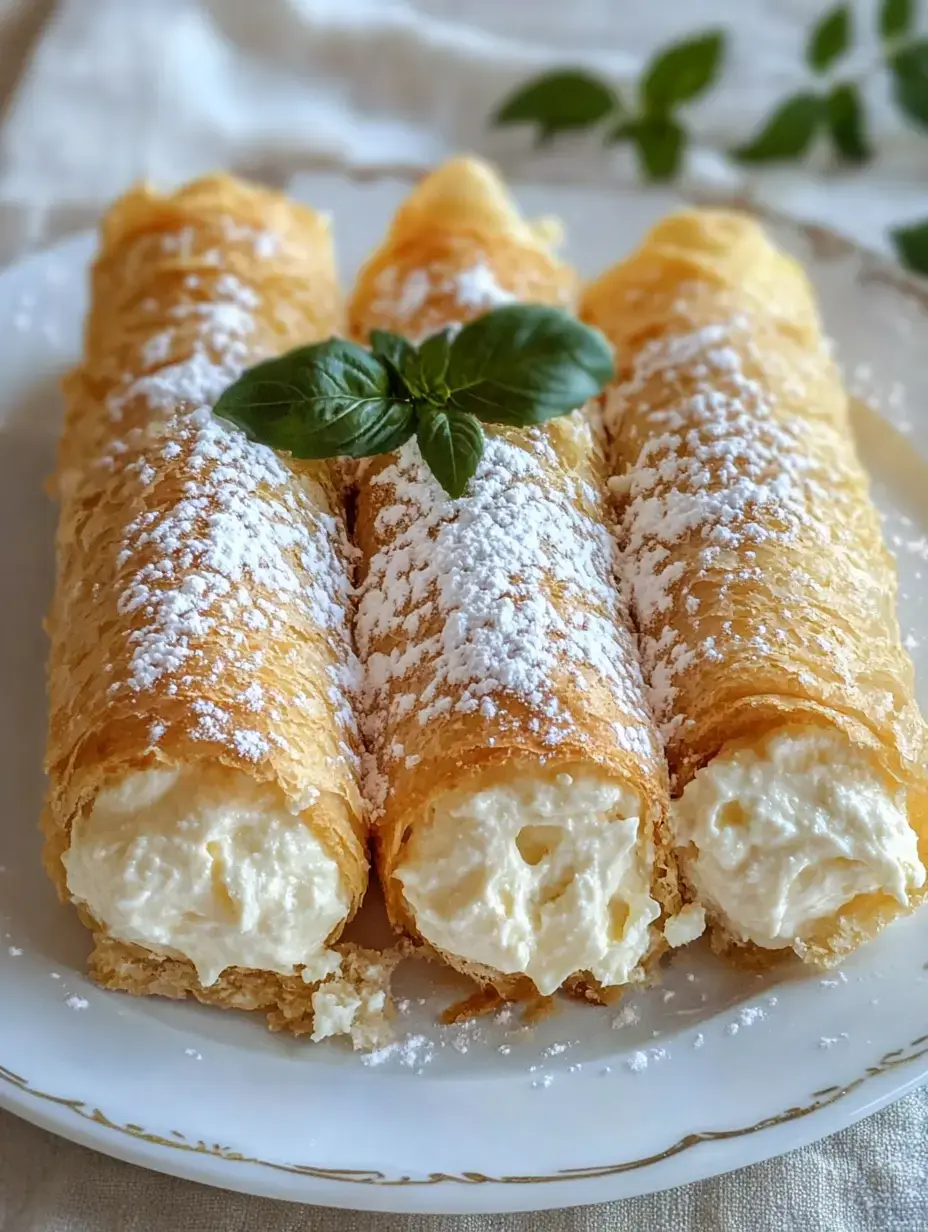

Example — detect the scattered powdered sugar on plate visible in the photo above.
[722,1004,767,1036]
[819,1033,849,1049]
[85,219,361,771]
[612,1003,640,1030]
[820,972,848,988]
[7,946,22,957]
[443,1016,489,1054]
[362,1033,435,1071]
[737,1005,766,1027]
[65,995,89,1011]
[542,1040,579,1058]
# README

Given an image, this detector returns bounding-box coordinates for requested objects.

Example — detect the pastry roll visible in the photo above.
[43,175,369,1030]
[581,210,928,965]
[347,158,679,1000]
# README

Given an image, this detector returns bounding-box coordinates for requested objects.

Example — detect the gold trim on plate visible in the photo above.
[3,1033,927,1187]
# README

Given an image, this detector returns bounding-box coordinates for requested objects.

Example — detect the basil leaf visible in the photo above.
[416,408,484,499]
[405,329,453,401]
[892,41,928,128]
[444,304,613,427]
[807,6,851,73]
[880,0,912,40]
[891,221,928,276]
[493,70,619,144]
[625,117,685,181]
[827,83,870,163]
[640,32,725,113]
[369,330,417,381]
[214,339,416,459]
[733,93,824,163]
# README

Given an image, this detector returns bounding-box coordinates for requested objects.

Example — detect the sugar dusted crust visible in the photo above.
[581,209,928,965]
[348,159,679,998]
[43,175,370,1020]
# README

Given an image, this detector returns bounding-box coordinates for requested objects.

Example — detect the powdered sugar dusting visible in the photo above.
[370,260,517,327]
[92,220,360,768]
[357,431,655,808]
[362,1032,435,1069]
[604,305,867,745]
[106,269,258,423]
[356,257,656,811]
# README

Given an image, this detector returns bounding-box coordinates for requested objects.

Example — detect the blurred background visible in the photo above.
[0,0,924,263]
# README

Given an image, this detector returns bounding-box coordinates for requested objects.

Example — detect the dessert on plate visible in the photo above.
[581,209,928,966]
[347,158,682,1002]
[42,175,377,1037]
[38,160,928,1046]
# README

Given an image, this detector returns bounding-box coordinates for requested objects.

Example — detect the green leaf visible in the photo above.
[214,339,416,459]
[369,329,416,380]
[732,93,824,163]
[827,83,871,162]
[880,0,912,40]
[640,31,725,113]
[405,329,453,401]
[492,70,619,143]
[807,5,851,72]
[627,117,685,181]
[892,220,928,276]
[416,408,485,498]
[444,304,614,427]
[892,41,928,128]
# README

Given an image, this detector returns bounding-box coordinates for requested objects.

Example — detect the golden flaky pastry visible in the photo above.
[348,158,679,1001]
[44,175,370,1032]
[582,209,928,967]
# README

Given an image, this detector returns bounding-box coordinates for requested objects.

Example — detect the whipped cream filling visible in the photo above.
[671,725,925,948]
[64,765,350,986]
[395,769,660,996]
[663,903,706,948]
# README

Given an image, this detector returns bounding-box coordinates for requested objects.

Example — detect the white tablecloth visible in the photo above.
[0,2,926,1228]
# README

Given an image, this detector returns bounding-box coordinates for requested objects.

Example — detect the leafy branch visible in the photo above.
[732,2,925,164]
[494,32,725,183]
[490,1,928,276]
[214,306,613,498]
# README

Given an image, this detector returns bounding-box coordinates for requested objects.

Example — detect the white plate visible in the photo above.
[1,176,928,1216]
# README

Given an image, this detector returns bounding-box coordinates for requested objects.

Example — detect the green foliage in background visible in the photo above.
[495,32,724,183]
[491,1,928,276]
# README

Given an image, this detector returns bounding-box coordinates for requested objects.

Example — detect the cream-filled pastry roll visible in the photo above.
[581,209,928,966]
[348,158,680,1001]
[43,175,370,1033]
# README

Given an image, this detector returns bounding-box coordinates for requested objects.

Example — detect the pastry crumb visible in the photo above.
[310,944,401,1051]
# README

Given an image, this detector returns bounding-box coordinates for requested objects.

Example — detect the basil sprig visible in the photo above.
[214,304,613,499]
